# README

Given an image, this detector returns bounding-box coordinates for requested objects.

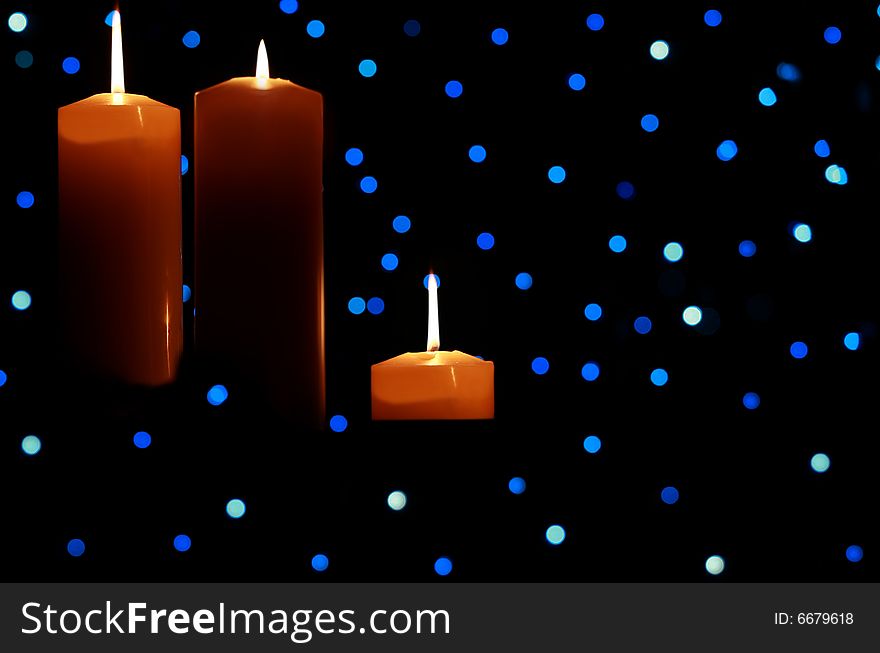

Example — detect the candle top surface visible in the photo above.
[197,76,322,97]
[375,351,492,367]
[61,93,176,110]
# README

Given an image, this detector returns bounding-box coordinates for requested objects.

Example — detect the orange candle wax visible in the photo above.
[371,274,494,420]
[194,42,324,427]
[58,11,182,385]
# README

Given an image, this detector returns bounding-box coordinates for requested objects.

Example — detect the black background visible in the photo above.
[1,0,876,581]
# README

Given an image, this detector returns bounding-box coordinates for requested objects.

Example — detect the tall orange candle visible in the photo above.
[58,11,182,385]
[372,274,494,420]
[194,42,324,427]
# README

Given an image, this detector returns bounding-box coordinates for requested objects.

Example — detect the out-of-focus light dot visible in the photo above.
[62,57,81,74]
[844,332,860,351]
[16,191,34,208]
[704,9,722,27]
[875,55,880,71]
[393,215,411,233]
[581,362,600,382]
[515,272,533,290]
[21,435,41,455]
[789,341,808,359]
[403,19,421,37]
[434,557,453,576]
[173,534,191,552]
[742,392,761,410]
[180,155,189,175]
[531,357,550,375]
[11,290,31,311]
[586,13,605,31]
[367,297,384,315]
[650,40,670,60]
[387,491,407,511]
[546,525,566,545]
[360,176,378,193]
[814,140,830,158]
[811,453,830,473]
[311,554,329,571]
[682,306,702,326]
[651,368,669,386]
[358,59,377,77]
[8,12,27,33]
[476,232,494,250]
[568,73,586,91]
[739,240,757,257]
[67,539,85,557]
[15,50,33,68]
[468,145,487,163]
[226,499,246,519]
[207,384,228,406]
[824,26,841,45]
[776,62,801,82]
[133,431,152,448]
[508,477,526,494]
[329,414,348,432]
[182,30,201,48]
[634,316,653,334]
[825,164,848,185]
[846,545,863,563]
[616,181,635,199]
[445,80,463,98]
[306,20,325,38]
[548,165,566,183]
[182,284,192,302]
[105,11,117,26]
[661,486,679,504]
[793,223,812,242]
[608,235,627,253]
[758,87,777,106]
[279,0,299,14]
[663,242,683,262]
[491,27,509,45]
[584,303,602,321]
[716,140,738,161]
[381,253,399,271]
[641,113,659,132]
[423,274,441,289]
[345,148,364,166]
[583,435,601,453]
[705,555,725,575]
[0,369,6,387]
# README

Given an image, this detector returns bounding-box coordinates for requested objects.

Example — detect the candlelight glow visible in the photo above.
[256,39,269,88]
[110,10,125,94]
[427,273,440,352]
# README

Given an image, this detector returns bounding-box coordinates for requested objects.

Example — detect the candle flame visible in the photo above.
[426,273,440,352]
[256,39,269,88]
[110,9,125,94]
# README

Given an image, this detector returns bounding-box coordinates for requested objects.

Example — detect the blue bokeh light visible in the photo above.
[0,369,6,387]
[776,62,801,82]
[584,303,602,321]
[392,215,411,233]
[67,539,85,557]
[568,73,586,91]
[583,435,601,453]
[846,545,863,563]
[16,191,34,208]
[546,525,566,545]
[641,113,659,132]
[844,332,860,351]
[491,27,509,45]
[226,499,246,519]
[548,165,566,183]
[716,140,738,161]
[182,284,191,302]
[790,341,808,359]
[345,148,364,166]
[634,316,653,334]
[616,181,635,200]
[62,56,81,74]
[531,357,550,375]
[207,384,229,406]
[312,554,329,572]
[173,534,192,552]
[360,176,378,193]
[742,392,761,410]
[758,87,777,106]
[306,20,325,38]
[476,232,495,250]
[348,297,365,314]
[182,30,201,48]
[739,240,757,257]
[608,235,627,253]
[704,9,722,27]
[650,368,669,386]
[445,80,463,98]
[825,164,848,185]
[104,11,116,27]
[586,13,605,31]
[508,477,526,494]
[381,253,399,271]
[515,272,533,290]
[15,50,33,68]
[21,435,41,455]
[367,297,384,315]
[403,19,421,37]
[814,140,830,158]
[329,415,348,432]
[661,486,679,504]
[469,145,487,163]
[181,155,189,175]
[664,242,683,262]
[11,290,31,310]
[133,431,152,448]
[823,26,842,45]
[434,557,453,576]
[581,362,600,382]
[358,59,377,77]
[793,223,812,243]
[8,12,27,33]
[279,0,299,14]
[811,453,831,473]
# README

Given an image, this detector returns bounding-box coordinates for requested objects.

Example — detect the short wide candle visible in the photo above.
[371,275,494,420]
